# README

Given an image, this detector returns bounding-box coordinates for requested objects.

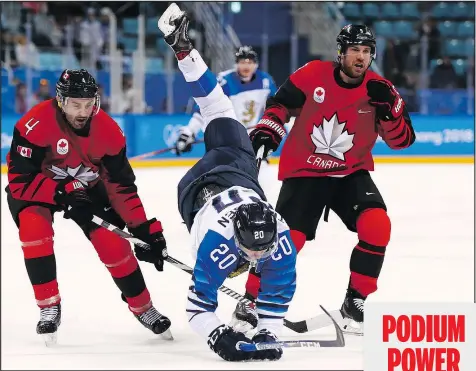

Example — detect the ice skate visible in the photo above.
[230,294,258,333]
[158,3,193,58]
[339,287,365,335]
[36,304,61,346]
[135,306,173,340]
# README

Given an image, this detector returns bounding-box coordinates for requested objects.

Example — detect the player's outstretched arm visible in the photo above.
[366,79,416,149]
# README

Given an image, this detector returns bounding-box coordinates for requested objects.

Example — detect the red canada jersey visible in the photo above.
[261,60,414,180]
[6,99,147,227]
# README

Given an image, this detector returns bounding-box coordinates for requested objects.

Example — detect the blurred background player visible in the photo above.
[5,69,171,344]
[173,45,279,190]
[140,3,297,362]
[235,24,416,334]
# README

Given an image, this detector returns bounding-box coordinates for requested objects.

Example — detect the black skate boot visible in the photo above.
[36,303,61,346]
[135,306,173,340]
[158,3,193,59]
[230,293,258,333]
[339,287,365,335]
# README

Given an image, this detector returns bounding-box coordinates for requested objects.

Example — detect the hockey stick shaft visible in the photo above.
[90,216,257,306]
[130,123,260,161]
[238,339,337,351]
[130,139,205,160]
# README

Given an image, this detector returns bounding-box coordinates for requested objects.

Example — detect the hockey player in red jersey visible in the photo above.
[5,69,171,344]
[232,24,416,333]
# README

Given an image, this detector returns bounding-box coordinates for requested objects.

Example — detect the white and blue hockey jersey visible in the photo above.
[186,69,278,135]
[186,186,297,339]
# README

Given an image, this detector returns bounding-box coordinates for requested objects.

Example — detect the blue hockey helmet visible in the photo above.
[233,202,278,263]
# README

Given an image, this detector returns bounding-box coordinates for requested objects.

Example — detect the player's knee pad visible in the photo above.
[290,229,306,253]
[18,206,54,259]
[356,208,391,247]
[89,228,137,278]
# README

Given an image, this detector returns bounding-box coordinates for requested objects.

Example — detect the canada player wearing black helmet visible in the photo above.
[5,69,172,345]
[238,24,416,334]
[153,4,297,362]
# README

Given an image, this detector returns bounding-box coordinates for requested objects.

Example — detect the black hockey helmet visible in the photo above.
[235,45,258,64]
[56,69,100,114]
[233,202,278,263]
[336,24,376,61]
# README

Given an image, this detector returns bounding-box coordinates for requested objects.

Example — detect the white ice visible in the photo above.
[1,163,474,370]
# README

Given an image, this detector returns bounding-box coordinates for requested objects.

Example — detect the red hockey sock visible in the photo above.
[350,208,391,297]
[90,228,151,314]
[19,206,61,308]
[245,229,306,299]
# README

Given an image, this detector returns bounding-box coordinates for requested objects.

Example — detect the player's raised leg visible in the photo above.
[160,4,265,231]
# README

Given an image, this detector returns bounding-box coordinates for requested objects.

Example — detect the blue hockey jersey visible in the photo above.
[186,186,297,339]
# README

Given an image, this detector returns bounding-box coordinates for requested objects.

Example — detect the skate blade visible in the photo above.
[159,328,174,341]
[42,332,58,347]
[158,3,185,36]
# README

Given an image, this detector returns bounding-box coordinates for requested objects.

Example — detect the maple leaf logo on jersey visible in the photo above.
[48,163,99,186]
[310,113,354,161]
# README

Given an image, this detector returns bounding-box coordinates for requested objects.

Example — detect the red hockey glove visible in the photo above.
[129,218,168,271]
[366,79,404,121]
[249,118,286,158]
[54,178,93,226]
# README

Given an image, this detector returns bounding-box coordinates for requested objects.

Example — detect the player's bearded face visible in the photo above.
[341,45,372,78]
[237,59,257,80]
[62,98,96,129]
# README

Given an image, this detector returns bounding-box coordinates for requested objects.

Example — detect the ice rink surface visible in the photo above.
[1,163,474,370]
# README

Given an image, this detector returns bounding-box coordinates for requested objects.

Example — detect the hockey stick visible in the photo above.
[91,215,267,306]
[238,306,345,351]
[90,215,344,340]
[131,123,260,161]
[282,309,363,336]
[256,146,265,171]
[130,139,205,161]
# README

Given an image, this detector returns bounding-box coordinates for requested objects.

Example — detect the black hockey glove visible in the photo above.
[249,118,286,159]
[251,329,283,361]
[366,79,405,122]
[175,128,195,156]
[129,218,168,271]
[54,178,93,226]
[208,324,254,362]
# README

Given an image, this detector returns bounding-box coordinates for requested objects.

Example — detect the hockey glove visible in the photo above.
[129,218,168,271]
[175,127,195,156]
[250,329,283,361]
[366,79,404,121]
[249,118,286,159]
[208,324,254,362]
[54,178,93,226]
